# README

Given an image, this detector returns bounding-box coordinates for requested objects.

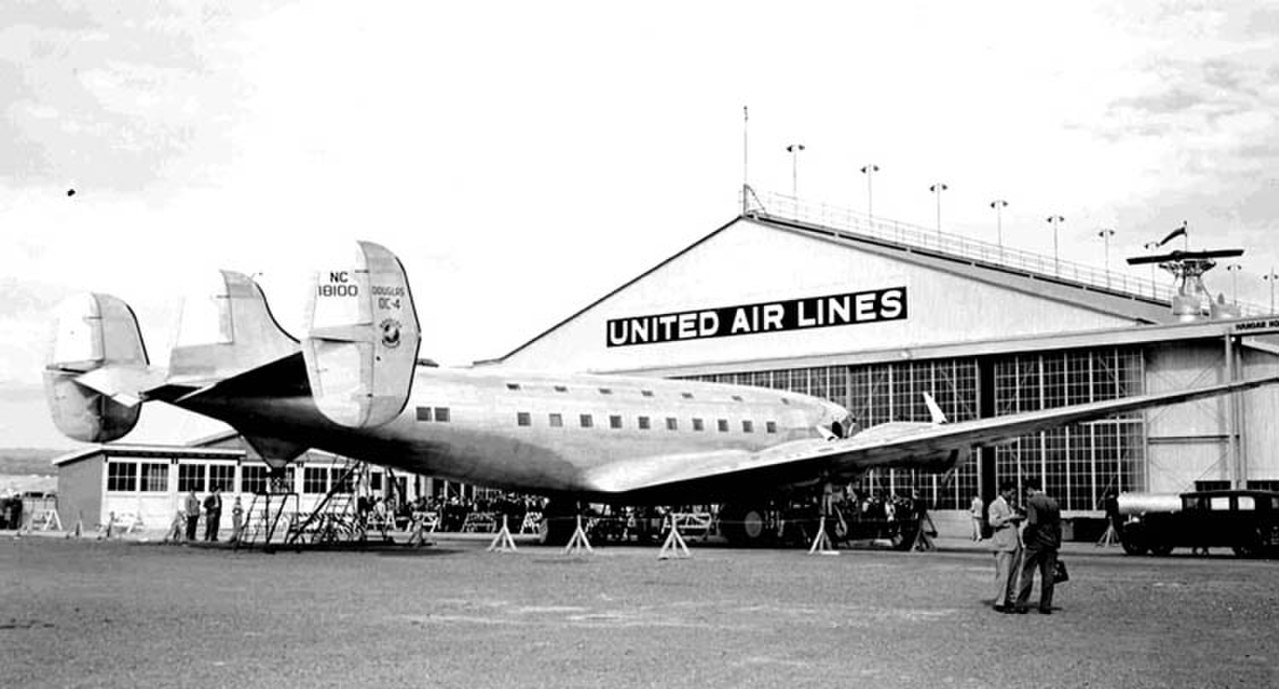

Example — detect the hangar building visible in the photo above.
[489,192,1279,519]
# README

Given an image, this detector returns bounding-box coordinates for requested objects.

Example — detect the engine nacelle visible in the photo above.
[302,241,421,428]
[43,293,147,442]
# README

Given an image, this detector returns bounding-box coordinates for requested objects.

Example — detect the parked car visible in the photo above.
[1120,489,1279,558]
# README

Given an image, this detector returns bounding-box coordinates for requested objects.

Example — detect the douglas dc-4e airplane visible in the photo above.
[43,242,1279,545]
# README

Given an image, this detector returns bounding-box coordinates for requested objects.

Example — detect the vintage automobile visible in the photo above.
[1119,489,1279,558]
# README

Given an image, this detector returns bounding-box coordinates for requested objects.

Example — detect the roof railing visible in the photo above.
[742,188,1267,316]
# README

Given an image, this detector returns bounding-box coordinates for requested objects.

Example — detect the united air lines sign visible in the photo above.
[606,286,907,347]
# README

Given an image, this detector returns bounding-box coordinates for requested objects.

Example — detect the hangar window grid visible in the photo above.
[140,462,168,492]
[107,461,137,492]
[178,463,207,493]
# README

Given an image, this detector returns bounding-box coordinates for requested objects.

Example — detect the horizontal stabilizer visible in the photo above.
[302,241,421,428]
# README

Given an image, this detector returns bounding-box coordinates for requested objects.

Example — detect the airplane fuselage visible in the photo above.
[183,363,849,502]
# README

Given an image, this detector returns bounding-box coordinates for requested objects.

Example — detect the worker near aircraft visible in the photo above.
[184,489,201,542]
[970,493,984,541]
[988,480,1024,613]
[1013,480,1062,614]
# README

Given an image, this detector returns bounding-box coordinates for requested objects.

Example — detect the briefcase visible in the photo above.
[1052,558,1069,584]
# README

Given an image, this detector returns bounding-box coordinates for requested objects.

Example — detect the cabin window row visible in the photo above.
[503,383,749,403]
[514,412,777,434]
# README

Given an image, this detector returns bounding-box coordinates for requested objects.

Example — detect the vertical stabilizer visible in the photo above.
[168,271,298,384]
[302,241,421,428]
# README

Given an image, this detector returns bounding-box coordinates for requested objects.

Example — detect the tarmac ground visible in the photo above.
[2,532,1276,688]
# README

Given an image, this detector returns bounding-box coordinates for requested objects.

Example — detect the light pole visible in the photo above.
[1265,268,1279,313]
[990,199,1008,257]
[929,182,948,236]
[1046,215,1065,275]
[1226,263,1242,305]
[1143,241,1160,292]
[1097,228,1115,285]
[786,143,805,201]
[860,163,879,222]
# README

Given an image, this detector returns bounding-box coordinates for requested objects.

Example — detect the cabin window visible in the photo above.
[434,407,450,422]
[731,395,743,402]
[692,418,705,431]
[549,413,563,427]
[717,419,729,433]
[780,398,791,405]
[178,463,207,493]
[554,385,568,393]
[638,416,651,430]
[609,415,623,429]
[506,383,521,391]
[666,417,678,431]
[106,462,137,492]
[416,407,432,422]
[139,462,168,492]
[641,390,654,398]
[598,388,613,395]
[517,412,531,427]
[580,414,594,428]
[742,420,754,433]
[1238,496,1256,511]
[209,464,235,492]
[681,392,694,400]
[1210,496,1230,510]
[766,421,777,434]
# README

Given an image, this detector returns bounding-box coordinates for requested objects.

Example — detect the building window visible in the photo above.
[517,412,531,427]
[666,417,678,431]
[609,415,623,429]
[549,413,563,427]
[638,416,651,430]
[766,421,777,434]
[692,418,704,431]
[742,420,754,433]
[580,414,594,428]
[241,465,268,495]
[332,469,355,494]
[139,463,168,492]
[303,467,328,494]
[717,419,729,433]
[434,407,450,422]
[209,464,235,492]
[178,463,206,493]
[106,462,137,492]
[416,407,432,422]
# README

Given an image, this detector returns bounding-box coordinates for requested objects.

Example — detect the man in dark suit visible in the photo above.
[1013,479,1062,614]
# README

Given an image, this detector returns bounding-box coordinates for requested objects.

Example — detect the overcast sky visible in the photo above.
[2,1,1278,449]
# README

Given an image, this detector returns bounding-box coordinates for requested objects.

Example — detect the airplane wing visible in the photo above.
[582,374,1279,497]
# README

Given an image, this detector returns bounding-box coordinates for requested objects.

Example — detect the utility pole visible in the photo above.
[929,182,948,236]
[861,163,879,222]
[1264,268,1279,313]
[1046,215,1065,275]
[1226,263,1242,305]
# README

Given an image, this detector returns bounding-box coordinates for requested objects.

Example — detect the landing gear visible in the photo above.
[720,503,774,547]
[537,500,577,546]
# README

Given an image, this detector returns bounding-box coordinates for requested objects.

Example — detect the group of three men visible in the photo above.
[988,479,1062,614]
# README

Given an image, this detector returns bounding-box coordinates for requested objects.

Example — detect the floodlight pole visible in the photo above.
[1097,228,1115,286]
[1226,263,1242,305]
[990,199,1008,259]
[1143,241,1159,294]
[1264,268,1279,313]
[1046,215,1065,275]
[929,182,948,237]
[861,163,879,222]
[786,143,805,202]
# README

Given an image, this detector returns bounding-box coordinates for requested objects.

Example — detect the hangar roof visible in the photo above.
[492,211,1184,369]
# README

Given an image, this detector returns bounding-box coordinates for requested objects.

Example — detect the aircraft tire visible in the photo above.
[720,503,772,547]
[537,501,577,546]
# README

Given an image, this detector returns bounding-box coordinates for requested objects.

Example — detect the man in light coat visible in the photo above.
[988,480,1023,613]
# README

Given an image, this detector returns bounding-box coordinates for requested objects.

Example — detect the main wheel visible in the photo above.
[720,503,772,547]
[537,501,577,546]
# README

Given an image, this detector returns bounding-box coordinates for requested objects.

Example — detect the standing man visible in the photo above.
[203,487,223,542]
[969,493,985,541]
[1013,479,1062,614]
[988,480,1024,612]
[184,489,201,542]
